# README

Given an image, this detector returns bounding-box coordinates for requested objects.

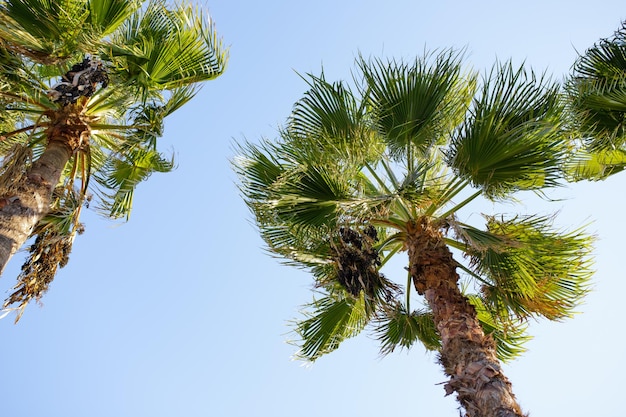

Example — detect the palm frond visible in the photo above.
[87,0,142,37]
[374,304,440,355]
[292,292,372,362]
[359,49,475,161]
[233,139,286,203]
[236,138,387,230]
[568,69,626,151]
[573,21,626,80]
[272,164,354,227]
[108,0,227,93]
[448,61,566,198]
[0,0,91,63]
[464,215,593,320]
[565,146,626,180]
[564,21,626,179]
[262,223,334,268]
[287,73,382,165]
[94,147,174,219]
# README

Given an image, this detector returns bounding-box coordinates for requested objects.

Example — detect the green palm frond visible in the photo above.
[94,147,174,219]
[374,304,440,355]
[568,75,626,151]
[108,0,227,94]
[565,21,626,180]
[118,88,198,152]
[573,22,626,80]
[289,73,360,140]
[287,73,382,165]
[464,215,593,320]
[359,50,475,161]
[565,147,626,180]
[292,292,373,362]
[87,0,142,37]
[0,0,92,63]
[448,61,566,198]
[234,139,286,203]
[272,164,354,227]
[263,224,333,268]
[236,138,388,230]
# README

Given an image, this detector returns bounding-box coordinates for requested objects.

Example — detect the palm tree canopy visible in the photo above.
[235,51,593,362]
[566,20,626,179]
[0,0,227,318]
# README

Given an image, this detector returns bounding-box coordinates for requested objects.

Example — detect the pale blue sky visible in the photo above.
[1,1,625,416]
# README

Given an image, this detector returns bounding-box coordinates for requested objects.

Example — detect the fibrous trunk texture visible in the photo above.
[0,106,87,274]
[406,218,525,417]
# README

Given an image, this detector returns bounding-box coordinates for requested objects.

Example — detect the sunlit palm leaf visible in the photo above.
[448,62,565,198]
[109,0,227,93]
[464,215,593,320]
[565,147,626,180]
[565,21,626,181]
[292,292,372,362]
[568,74,626,150]
[87,0,142,37]
[360,50,475,161]
[94,148,174,219]
[287,73,382,165]
[0,0,92,62]
[374,304,440,355]
[573,22,626,80]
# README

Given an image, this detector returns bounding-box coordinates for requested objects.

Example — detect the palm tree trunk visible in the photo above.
[406,218,525,417]
[0,139,73,274]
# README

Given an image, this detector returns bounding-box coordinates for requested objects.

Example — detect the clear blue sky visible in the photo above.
[1,1,625,416]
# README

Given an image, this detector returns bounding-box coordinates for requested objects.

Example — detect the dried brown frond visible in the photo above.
[0,143,32,193]
[4,229,75,322]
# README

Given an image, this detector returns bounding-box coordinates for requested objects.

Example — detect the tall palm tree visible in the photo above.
[0,0,227,320]
[566,20,626,179]
[235,51,593,417]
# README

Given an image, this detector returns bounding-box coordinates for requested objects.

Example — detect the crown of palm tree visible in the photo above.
[235,50,593,362]
[0,0,227,319]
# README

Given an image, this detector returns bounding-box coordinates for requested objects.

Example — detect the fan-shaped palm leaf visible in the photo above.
[448,62,566,198]
[565,21,626,181]
[359,50,475,161]
[374,304,440,354]
[0,0,94,63]
[87,0,142,37]
[292,292,372,361]
[108,0,226,94]
[458,216,592,320]
[94,147,174,219]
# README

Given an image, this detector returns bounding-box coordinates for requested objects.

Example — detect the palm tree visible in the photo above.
[566,20,626,179]
[235,51,593,417]
[0,0,227,320]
